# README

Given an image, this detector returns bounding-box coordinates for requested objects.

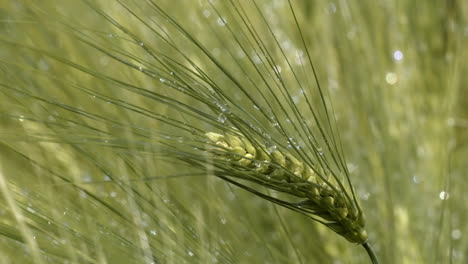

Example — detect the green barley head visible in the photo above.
[0,0,381,263]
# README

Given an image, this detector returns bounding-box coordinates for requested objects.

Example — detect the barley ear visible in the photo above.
[205,132,369,245]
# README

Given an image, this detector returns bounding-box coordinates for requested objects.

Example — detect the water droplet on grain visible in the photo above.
[292,95,300,103]
[187,250,194,257]
[273,65,282,73]
[254,160,262,168]
[218,113,227,123]
[317,147,324,156]
[265,142,277,153]
[203,10,211,18]
[252,54,262,64]
[217,17,227,26]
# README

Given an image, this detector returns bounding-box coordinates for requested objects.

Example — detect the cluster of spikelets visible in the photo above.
[205,132,368,244]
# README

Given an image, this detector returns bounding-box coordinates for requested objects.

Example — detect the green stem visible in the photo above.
[363,242,379,264]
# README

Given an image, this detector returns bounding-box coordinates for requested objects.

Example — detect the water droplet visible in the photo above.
[203,10,211,18]
[270,117,279,127]
[138,66,143,71]
[159,78,166,83]
[452,229,461,240]
[385,72,398,85]
[150,230,157,236]
[237,50,246,58]
[99,56,110,66]
[138,41,144,47]
[393,50,404,61]
[439,191,449,200]
[317,147,324,156]
[218,113,227,123]
[215,102,228,112]
[38,59,49,71]
[360,192,370,200]
[79,191,87,198]
[18,116,25,122]
[220,217,227,225]
[273,65,282,74]
[187,250,194,257]
[254,160,262,168]
[292,95,300,103]
[217,17,227,26]
[265,142,277,153]
[252,54,262,64]
[282,40,292,50]
[82,174,92,182]
[447,118,455,127]
[325,3,337,14]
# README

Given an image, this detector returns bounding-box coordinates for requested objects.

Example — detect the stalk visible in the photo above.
[363,242,379,264]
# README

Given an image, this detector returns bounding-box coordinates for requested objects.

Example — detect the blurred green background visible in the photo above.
[0,0,467,263]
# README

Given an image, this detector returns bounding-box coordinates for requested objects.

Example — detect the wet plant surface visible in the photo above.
[0,1,467,263]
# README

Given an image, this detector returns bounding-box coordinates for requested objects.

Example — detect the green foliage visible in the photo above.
[0,0,467,263]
